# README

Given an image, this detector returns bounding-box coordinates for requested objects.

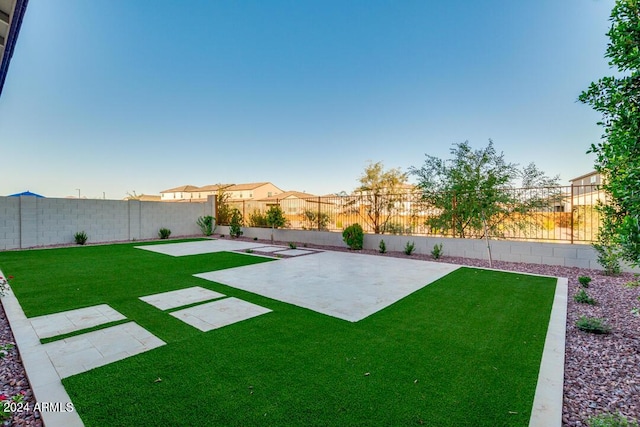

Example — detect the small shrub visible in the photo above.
[624,274,640,288]
[74,231,88,245]
[229,209,243,238]
[379,239,386,254]
[593,242,622,276]
[289,242,297,249]
[245,249,254,254]
[303,210,330,231]
[574,289,596,305]
[0,343,15,358]
[578,276,592,288]
[431,243,443,260]
[253,237,258,241]
[587,412,639,427]
[248,210,269,228]
[158,228,171,239]
[404,241,416,255]
[385,222,410,235]
[576,316,611,334]
[342,224,363,250]
[196,215,216,236]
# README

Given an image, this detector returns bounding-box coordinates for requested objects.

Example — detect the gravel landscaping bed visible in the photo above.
[1,237,639,426]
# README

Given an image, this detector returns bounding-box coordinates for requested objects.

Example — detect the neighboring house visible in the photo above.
[257,191,318,214]
[225,182,283,201]
[159,182,282,202]
[160,185,201,202]
[194,184,233,202]
[569,171,605,207]
[124,194,162,202]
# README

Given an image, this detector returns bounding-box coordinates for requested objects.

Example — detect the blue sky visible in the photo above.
[0,0,615,199]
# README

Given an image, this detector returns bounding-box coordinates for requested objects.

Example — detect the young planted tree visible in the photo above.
[579,0,640,266]
[266,205,286,243]
[410,140,560,239]
[355,161,410,234]
[266,205,287,229]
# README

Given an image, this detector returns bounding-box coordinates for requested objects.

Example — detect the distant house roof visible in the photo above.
[198,184,234,192]
[138,194,161,202]
[569,171,599,182]
[160,185,200,194]
[0,0,29,98]
[8,190,44,198]
[257,191,316,202]
[226,182,271,191]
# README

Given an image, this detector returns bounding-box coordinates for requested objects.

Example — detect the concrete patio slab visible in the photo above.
[139,286,225,310]
[42,322,166,379]
[29,304,126,339]
[135,239,264,256]
[195,251,460,322]
[169,297,272,332]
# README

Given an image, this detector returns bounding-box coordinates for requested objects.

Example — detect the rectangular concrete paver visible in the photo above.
[139,286,225,310]
[250,245,288,252]
[42,322,166,379]
[170,297,271,331]
[135,240,266,256]
[273,249,317,256]
[30,304,126,339]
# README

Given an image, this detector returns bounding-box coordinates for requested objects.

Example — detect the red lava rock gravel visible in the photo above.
[1,237,638,426]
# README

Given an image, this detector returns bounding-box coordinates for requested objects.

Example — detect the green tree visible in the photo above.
[355,161,409,234]
[579,0,640,266]
[266,205,287,229]
[229,209,243,238]
[410,140,560,238]
[216,188,233,226]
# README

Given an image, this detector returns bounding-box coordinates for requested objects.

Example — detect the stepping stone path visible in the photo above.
[170,297,272,332]
[30,304,126,339]
[139,287,272,331]
[43,322,165,379]
[139,286,225,310]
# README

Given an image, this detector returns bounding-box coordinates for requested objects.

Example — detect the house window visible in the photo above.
[249,193,253,198]
[267,192,272,197]
[590,176,597,184]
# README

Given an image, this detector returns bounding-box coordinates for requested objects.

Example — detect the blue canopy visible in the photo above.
[8,191,44,198]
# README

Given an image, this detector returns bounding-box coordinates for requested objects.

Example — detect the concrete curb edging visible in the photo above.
[529,277,568,427]
[1,269,84,427]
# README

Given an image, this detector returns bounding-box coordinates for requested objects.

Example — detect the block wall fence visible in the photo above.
[1,196,637,273]
[0,196,215,250]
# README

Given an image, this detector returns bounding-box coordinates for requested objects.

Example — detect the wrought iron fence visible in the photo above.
[219,185,603,244]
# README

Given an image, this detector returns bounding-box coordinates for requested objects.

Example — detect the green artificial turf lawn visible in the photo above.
[0,241,557,427]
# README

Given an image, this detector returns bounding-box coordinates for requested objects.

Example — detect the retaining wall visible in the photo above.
[0,196,214,250]
[217,225,639,273]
